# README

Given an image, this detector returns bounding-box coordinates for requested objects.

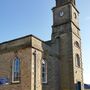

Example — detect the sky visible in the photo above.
[0,0,90,84]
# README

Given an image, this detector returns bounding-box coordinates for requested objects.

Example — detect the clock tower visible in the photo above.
[51,0,84,90]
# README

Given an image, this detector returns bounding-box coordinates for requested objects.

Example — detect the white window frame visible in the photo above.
[12,57,20,83]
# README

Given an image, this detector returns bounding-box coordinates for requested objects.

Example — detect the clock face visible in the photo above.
[59,11,64,17]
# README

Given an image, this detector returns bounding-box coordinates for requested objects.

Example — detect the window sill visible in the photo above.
[42,82,47,84]
[11,81,20,84]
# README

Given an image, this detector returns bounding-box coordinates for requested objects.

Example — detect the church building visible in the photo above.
[0,0,84,90]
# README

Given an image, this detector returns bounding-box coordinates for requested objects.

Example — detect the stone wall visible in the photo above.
[0,47,32,90]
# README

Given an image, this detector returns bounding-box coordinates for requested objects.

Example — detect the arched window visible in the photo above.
[42,59,47,83]
[75,54,80,67]
[12,57,20,83]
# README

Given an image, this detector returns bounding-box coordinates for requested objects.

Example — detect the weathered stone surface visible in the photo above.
[0,0,84,90]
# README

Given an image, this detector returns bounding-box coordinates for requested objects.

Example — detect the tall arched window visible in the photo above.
[75,54,80,67]
[12,57,20,83]
[42,59,47,83]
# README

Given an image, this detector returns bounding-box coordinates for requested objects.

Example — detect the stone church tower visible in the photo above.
[51,0,84,90]
[0,0,84,90]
